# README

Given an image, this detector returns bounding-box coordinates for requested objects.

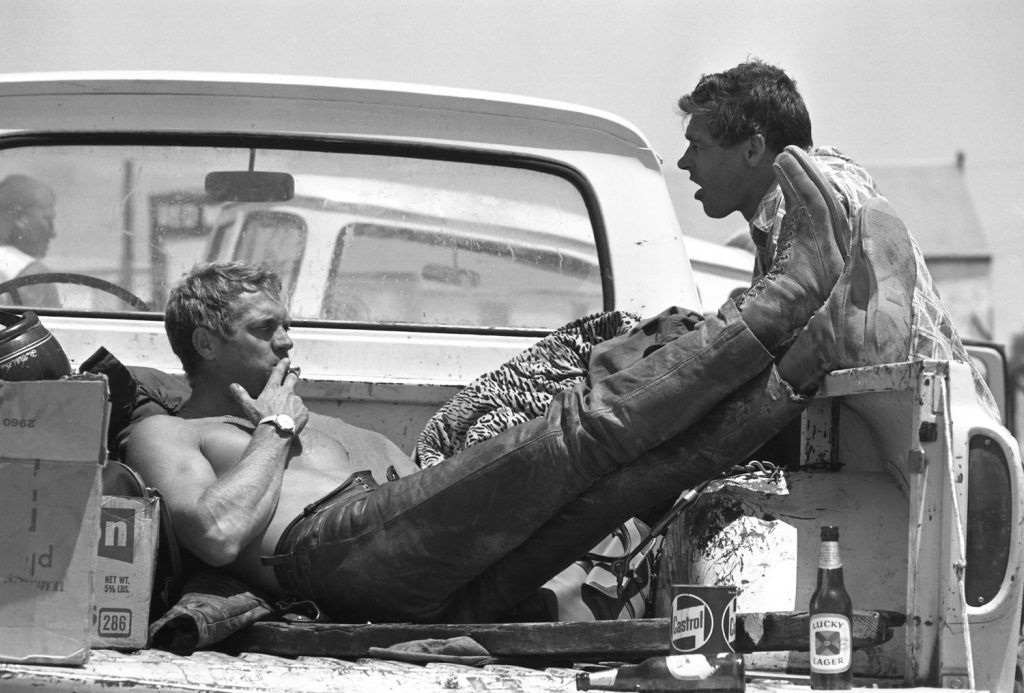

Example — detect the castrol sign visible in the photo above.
[670,585,737,654]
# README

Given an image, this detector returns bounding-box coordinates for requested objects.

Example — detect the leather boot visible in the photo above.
[734,146,848,353]
[778,196,917,393]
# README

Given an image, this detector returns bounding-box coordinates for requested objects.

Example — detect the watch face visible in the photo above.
[261,414,296,434]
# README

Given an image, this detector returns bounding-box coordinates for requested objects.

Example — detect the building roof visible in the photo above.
[869,154,990,261]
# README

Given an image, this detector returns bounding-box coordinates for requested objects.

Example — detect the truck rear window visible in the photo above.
[0,142,603,331]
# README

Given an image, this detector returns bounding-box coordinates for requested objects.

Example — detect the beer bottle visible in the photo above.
[575,652,744,691]
[808,525,853,689]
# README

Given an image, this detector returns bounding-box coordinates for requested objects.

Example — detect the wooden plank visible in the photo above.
[227,610,904,662]
[736,610,904,652]
[817,360,928,398]
[229,619,670,662]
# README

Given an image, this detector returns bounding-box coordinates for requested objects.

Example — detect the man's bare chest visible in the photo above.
[197,420,356,479]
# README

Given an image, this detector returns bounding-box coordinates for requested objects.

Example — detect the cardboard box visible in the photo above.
[91,494,159,649]
[0,377,109,665]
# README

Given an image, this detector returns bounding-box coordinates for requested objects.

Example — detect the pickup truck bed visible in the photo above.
[0,647,983,692]
[0,353,1017,692]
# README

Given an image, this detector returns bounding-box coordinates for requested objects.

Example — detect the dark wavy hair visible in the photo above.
[677,59,813,153]
[165,261,283,381]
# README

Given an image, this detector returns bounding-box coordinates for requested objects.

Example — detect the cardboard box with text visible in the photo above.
[91,494,159,649]
[0,377,109,665]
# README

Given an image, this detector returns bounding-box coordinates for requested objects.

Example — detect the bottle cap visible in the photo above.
[820,526,839,540]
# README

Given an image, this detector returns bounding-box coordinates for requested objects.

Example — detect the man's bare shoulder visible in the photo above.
[128,412,257,484]
[129,413,203,456]
[130,412,248,449]
[132,412,194,433]
[135,412,250,430]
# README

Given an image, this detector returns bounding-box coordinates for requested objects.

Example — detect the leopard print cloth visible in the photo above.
[415,310,641,467]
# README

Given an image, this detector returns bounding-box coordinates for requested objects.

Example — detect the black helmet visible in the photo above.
[0,310,71,381]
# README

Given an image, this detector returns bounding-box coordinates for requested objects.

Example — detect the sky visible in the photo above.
[3,0,1024,340]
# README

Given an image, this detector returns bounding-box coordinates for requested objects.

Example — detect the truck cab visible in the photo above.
[0,72,707,449]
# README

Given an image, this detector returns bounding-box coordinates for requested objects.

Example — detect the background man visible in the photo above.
[0,174,60,308]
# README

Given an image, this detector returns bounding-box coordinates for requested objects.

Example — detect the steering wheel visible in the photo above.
[0,272,151,311]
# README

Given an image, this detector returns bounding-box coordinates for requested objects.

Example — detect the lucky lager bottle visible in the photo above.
[808,525,853,689]
[575,652,744,691]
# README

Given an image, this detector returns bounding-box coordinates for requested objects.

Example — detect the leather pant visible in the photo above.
[266,303,806,623]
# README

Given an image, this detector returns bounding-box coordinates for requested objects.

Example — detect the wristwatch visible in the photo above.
[257,414,296,437]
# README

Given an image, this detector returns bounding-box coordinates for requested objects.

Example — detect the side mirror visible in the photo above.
[964,340,1015,435]
[205,171,295,203]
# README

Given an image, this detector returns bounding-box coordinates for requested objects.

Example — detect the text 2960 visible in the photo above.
[3,418,36,428]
